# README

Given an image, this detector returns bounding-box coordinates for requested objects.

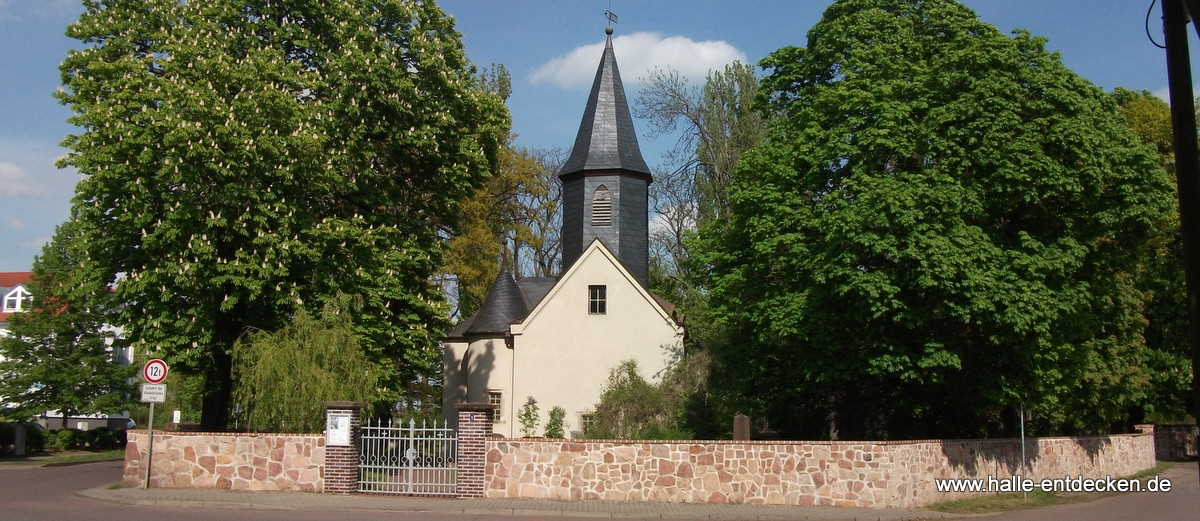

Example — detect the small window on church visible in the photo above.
[487,390,503,422]
[580,413,595,436]
[589,285,607,315]
[592,185,612,226]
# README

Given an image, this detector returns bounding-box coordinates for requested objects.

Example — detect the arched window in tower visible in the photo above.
[592,185,612,226]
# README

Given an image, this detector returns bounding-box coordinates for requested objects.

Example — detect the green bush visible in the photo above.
[90,427,118,450]
[517,397,540,437]
[23,424,45,453]
[544,406,567,438]
[0,422,14,455]
[47,428,84,452]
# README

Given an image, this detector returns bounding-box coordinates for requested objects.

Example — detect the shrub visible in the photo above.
[0,422,14,456]
[90,427,118,450]
[544,406,567,438]
[517,397,540,437]
[47,428,84,452]
[23,424,45,453]
[587,355,710,440]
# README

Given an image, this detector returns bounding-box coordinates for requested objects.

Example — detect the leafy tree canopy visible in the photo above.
[0,218,135,422]
[57,0,508,429]
[696,0,1176,438]
[1111,87,1192,424]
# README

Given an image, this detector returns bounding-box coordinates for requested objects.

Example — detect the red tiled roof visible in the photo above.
[0,272,33,287]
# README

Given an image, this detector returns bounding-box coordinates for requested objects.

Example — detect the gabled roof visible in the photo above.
[510,239,682,336]
[559,29,652,178]
[0,272,32,288]
[444,243,684,342]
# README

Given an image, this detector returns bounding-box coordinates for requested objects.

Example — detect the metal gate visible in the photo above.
[358,418,457,495]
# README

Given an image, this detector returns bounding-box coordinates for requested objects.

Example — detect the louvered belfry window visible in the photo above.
[592,185,612,226]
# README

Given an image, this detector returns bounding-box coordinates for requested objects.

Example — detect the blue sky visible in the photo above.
[0,0,1194,271]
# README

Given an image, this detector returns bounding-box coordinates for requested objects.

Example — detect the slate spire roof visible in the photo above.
[559,28,652,178]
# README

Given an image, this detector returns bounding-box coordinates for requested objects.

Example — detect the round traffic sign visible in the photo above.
[143,359,169,384]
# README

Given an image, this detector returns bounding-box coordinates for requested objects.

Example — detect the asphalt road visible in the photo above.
[0,460,655,521]
[1,459,1196,521]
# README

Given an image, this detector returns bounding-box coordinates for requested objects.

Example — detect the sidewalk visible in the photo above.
[79,486,959,520]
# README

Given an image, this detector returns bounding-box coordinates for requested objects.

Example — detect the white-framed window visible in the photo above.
[3,286,31,313]
[591,185,612,226]
[487,390,503,422]
[588,285,607,315]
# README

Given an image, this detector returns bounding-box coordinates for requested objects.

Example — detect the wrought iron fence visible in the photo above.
[358,418,457,495]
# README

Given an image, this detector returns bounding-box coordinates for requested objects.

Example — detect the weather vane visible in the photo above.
[605,9,618,34]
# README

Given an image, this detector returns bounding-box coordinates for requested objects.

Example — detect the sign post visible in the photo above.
[141,359,168,489]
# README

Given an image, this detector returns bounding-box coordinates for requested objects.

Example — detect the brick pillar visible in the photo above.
[322,401,364,494]
[456,402,494,498]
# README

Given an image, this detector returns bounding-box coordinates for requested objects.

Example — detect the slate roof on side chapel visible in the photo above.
[447,272,557,339]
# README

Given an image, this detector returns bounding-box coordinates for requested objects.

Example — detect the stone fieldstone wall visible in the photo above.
[482,432,1155,509]
[124,431,325,491]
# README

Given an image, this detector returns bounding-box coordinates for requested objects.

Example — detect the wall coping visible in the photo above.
[490,431,1152,446]
[456,402,493,412]
[127,430,322,437]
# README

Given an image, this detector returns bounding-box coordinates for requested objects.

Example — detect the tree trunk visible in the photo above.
[199,348,233,431]
[199,309,240,431]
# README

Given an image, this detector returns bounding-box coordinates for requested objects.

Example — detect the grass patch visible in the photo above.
[930,489,1059,514]
[929,462,1178,514]
[106,482,124,490]
[36,449,124,465]
[1124,461,1173,480]
[0,449,124,467]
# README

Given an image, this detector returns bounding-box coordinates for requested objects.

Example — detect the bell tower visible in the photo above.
[559,23,652,286]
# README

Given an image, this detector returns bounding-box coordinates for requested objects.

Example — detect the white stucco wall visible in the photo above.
[442,242,683,438]
[506,243,682,438]
[443,337,515,431]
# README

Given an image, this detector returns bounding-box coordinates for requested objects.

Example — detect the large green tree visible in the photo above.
[0,218,135,423]
[1111,87,1192,423]
[696,0,1176,439]
[57,0,507,429]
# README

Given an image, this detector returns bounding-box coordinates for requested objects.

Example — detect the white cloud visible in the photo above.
[531,32,748,89]
[0,162,48,197]
[6,218,27,230]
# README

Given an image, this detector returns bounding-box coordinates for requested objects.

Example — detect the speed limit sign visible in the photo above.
[143,359,169,384]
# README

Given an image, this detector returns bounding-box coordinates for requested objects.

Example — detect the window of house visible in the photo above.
[580,413,595,436]
[588,285,606,315]
[3,287,31,313]
[487,390,503,422]
[591,185,612,226]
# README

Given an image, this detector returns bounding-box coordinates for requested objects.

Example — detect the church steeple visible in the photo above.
[559,29,652,176]
[559,24,652,286]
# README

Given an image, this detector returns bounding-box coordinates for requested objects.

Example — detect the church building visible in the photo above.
[441,25,685,438]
